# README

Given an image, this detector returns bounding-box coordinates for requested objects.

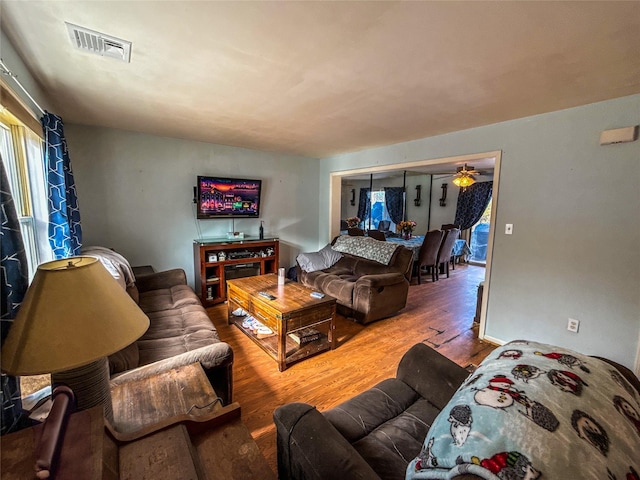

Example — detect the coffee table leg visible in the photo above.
[329,322,335,350]
[278,325,286,371]
[329,306,336,350]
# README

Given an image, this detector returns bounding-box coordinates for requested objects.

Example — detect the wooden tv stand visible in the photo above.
[193,237,279,306]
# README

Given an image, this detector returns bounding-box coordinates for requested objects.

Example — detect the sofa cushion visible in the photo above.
[137,304,220,365]
[297,243,343,273]
[325,378,423,442]
[325,378,442,480]
[406,340,640,480]
[138,284,201,313]
[353,398,441,480]
[108,341,140,374]
[315,272,356,306]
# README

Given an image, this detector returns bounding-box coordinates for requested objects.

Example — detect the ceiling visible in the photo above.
[2,1,639,158]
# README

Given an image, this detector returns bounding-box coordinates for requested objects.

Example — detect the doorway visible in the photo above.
[330,150,502,340]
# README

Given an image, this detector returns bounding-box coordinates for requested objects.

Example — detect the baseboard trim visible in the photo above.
[481,334,505,346]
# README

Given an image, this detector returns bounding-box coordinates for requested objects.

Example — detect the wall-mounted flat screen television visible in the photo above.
[196,176,262,219]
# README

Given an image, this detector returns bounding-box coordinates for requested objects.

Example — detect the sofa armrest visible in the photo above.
[593,356,640,395]
[110,342,234,404]
[355,272,406,288]
[135,268,188,292]
[396,343,469,411]
[274,403,381,480]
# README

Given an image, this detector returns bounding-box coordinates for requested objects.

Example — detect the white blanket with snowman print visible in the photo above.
[406,340,640,480]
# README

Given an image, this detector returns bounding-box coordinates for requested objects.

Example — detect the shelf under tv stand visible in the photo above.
[193,237,279,306]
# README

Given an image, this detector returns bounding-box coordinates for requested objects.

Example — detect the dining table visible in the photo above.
[387,235,471,263]
[387,235,424,260]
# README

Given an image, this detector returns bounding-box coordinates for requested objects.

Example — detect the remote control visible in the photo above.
[310,292,325,299]
[258,291,276,300]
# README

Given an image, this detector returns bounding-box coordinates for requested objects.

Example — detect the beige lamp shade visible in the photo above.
[1,256,149,375]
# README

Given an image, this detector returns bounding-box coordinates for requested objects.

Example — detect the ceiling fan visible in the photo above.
[449,164,482,187]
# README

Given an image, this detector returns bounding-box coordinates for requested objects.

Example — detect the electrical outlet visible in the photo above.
[567,318,579,333]
[505,224,513,235]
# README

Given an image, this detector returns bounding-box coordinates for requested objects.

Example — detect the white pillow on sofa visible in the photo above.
[297,244,342,273]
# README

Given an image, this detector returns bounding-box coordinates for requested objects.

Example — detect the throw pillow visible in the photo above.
[297,243,343,273]
[406,340,640,480]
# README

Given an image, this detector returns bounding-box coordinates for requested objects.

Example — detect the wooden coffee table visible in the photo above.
[227,274,336,371]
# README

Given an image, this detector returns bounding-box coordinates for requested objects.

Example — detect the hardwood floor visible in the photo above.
[206,263,496,476]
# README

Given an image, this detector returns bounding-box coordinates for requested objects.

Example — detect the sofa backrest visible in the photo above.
[331,236,413,280]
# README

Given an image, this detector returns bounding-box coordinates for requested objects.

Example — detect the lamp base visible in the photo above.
[51,357,113,422]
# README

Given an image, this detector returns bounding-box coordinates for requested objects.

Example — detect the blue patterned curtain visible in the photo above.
[41,112,82,258]
[454,181,493,230]
[356,188,370,223]
[1,157,29,435]
[384,187,405,224]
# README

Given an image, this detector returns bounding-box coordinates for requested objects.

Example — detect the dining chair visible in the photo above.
[377,220,391,233]
[436,228,460,280]
[414,229,444,284]
[367,230,386,241]
[347,227,365,236]
[440,224,461,269]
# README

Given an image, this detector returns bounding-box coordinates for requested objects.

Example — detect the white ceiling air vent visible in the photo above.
[66,23,131,63]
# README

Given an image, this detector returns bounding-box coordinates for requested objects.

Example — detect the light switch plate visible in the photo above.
[505,224,513,235]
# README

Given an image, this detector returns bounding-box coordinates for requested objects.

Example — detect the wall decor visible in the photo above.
[439,183,447,207]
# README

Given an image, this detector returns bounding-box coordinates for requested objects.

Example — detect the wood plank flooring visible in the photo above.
[206,263,496,476]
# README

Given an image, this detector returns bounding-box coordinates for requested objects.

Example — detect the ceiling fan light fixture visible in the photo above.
[453,173,476,188]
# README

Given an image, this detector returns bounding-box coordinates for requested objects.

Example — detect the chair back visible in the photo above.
[441,224,460,231]
[378,220,391,232]
[367,230,386,241]
[437,228,460,264]
[347,227,365,236]
[417,230,444,268]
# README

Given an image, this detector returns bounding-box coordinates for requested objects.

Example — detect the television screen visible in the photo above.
[196,176,262,219]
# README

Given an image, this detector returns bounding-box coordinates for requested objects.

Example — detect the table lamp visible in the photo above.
[1,256,150,422]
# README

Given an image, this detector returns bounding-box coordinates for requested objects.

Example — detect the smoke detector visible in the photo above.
[66,23,131,62]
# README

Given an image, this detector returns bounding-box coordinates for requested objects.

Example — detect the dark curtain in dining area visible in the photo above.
[356,188,371,222]
[384,187,405,224]
[454,181,493,230]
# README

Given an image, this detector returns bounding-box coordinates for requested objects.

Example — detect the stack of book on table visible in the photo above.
[289,328,321,345]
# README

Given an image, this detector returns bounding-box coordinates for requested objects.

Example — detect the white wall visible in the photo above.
[64,125,321,284]
[320,95,640,371]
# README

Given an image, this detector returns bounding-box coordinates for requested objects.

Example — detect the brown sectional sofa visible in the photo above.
[297,236,413,324]
[83,247,234,405]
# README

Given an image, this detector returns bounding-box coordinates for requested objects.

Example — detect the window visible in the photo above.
[469,199,492,264]
[0,107,51,279]
[363,190,396,231]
